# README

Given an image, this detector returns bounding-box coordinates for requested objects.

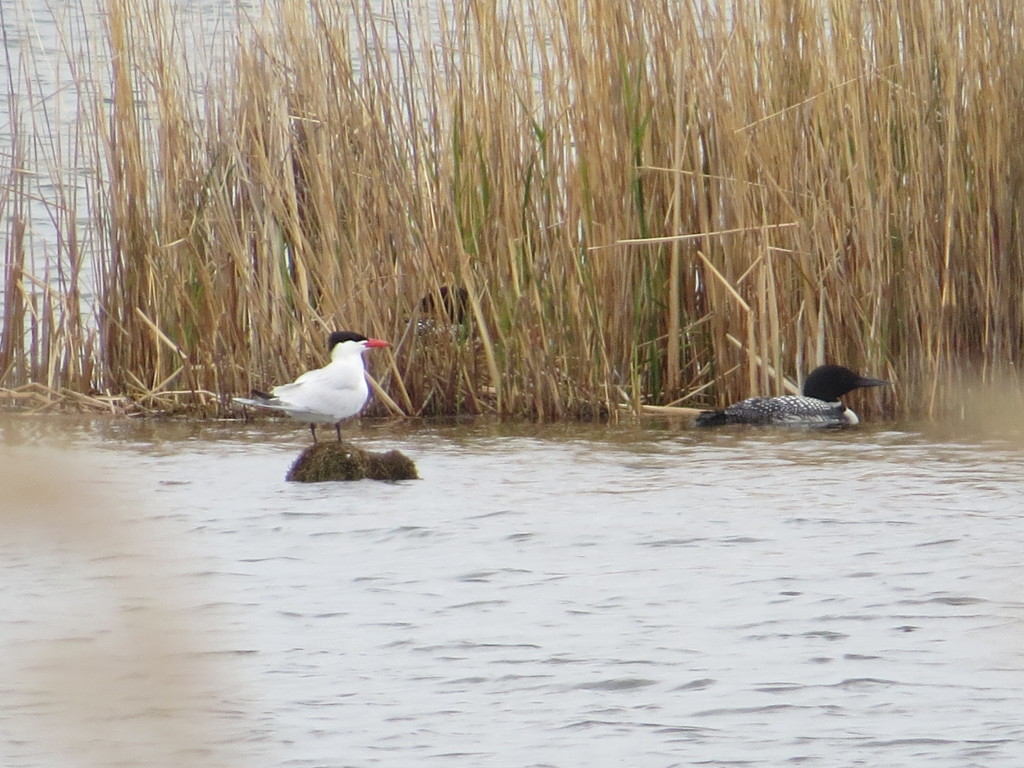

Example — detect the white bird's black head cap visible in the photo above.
[328,331,368,350]
[327,330,389,352]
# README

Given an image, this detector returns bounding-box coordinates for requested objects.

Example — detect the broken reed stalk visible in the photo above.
[3,0,1024,421]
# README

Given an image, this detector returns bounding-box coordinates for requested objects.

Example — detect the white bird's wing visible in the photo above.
[273,365,333,394]
[272,364,363,398]
[232,394,295,415]
[235,348,372,426]
[268,360,369,419]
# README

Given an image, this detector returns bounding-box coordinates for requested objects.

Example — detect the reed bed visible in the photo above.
[3,0,1024,421]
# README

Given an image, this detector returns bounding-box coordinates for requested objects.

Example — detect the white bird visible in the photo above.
[233,331,389,442]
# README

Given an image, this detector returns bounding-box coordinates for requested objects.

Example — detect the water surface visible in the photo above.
[2,415,1023,767]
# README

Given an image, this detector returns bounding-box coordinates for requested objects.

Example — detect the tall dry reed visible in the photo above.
[4,0,1024,420]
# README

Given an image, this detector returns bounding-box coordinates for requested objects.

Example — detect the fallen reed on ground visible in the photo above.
[3,0,1024,421]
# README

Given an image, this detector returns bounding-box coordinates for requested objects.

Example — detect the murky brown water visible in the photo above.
[2,413,1024,767]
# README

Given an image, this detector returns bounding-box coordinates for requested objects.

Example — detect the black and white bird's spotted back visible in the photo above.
[695,395,852,427]
[694,365,887,428]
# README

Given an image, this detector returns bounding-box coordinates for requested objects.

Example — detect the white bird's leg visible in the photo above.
[310,423,318,443]
[334,421,342,442]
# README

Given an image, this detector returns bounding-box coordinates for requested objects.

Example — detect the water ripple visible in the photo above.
[5,419,1024,767]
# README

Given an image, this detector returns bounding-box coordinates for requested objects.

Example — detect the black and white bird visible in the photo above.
[694,365,889,427]
[233,331,389,442]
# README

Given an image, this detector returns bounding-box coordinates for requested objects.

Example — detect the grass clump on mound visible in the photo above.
[286,442,418,483]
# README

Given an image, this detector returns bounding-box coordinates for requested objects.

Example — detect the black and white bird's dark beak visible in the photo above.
[855,375,889,390]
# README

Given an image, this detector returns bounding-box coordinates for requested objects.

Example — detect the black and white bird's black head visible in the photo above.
[801,365,889,402]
